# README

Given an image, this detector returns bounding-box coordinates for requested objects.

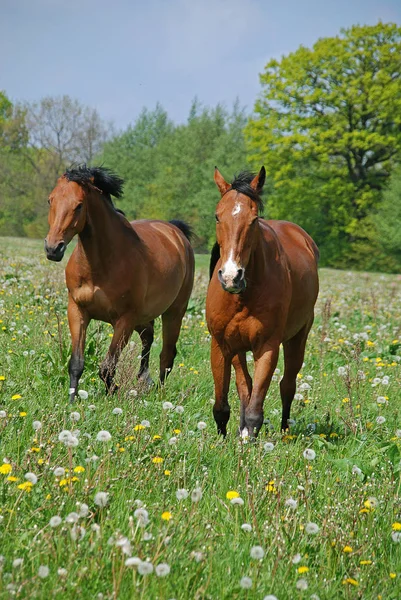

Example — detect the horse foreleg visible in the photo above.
[67,297,90,403]
[232,353,253,433]
[211,338,232,436]
[135,321,155,386]
[243,344,279,438]
[280,319,313,431]
[159,310,186,384]
[99,316,134,394]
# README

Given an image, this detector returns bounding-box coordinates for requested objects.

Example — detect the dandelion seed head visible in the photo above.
[32,420,42,431]
[24,472,37,485]
[303,448,316,461]
[77,389,88,400]
[38,565,49,578]
[94,491,109,507]
[96,430,112,442]
[240,576,252,589]
[305,522,320,535]
[49,516,62,528]
[176,488,189,501]
[264,442,275,452]
[112,407,123,415]
[155,563,171,577]
[241,523,252,532]
[250,546,264,559]
[296,578,308,591]
[137,561,154,575]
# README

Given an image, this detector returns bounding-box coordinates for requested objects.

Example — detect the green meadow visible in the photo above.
[0,237,401,599]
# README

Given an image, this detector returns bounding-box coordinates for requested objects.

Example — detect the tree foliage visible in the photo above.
[246,22,401,268]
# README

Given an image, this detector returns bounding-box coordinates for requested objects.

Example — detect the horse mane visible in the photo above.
[64,165,124,199]
[230,171,264,213]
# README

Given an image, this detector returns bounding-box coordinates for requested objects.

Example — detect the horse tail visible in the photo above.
[169,220,193,242]
[209,241,220,280]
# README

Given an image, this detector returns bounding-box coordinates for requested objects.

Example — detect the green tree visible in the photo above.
[246,22,401,268]
[373,166,401,269]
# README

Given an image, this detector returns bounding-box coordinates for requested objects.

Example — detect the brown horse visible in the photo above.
[206,168,319,438]
[45,165,194,401]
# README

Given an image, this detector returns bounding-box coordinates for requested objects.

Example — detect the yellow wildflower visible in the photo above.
[297,566,309,574]
[161,511,172,521]
[343,546,353,553]
[7,476,18,482]
[153,435,162,440]
[389,573,396,579]
[342,578,358,586]
[134,424,145,431]
[164,470,171,476]
[392,522,401,531]
[17,481,33,491]
[226,490,240,500]
[19,412,27,417]
[0,376,5,381]
[11,394,22,400]
[73,466,85,473]
[360,560,373,565]
[152,456,163,464]
[0,463,12,475]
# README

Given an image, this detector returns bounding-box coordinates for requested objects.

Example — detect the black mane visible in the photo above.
[64,165,124,199]
[230,171,264,213]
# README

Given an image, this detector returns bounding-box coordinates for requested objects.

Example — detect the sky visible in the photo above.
[1,0,400,130]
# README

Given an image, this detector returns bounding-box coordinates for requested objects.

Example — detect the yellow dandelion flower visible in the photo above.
[392,522,401,531]
[30,447,40,453]
[153,435,162,440]
[19,412,27,417]
[173,429,181,434]
[0,463,12,475]
[297,566,309,574]
[17,481,33,491]
[342,578,358,586]
[119,447,125,452]
[134,424,145,431]
[59,478,68,487]
[161,511,172,521]
[342,397,350,403]
[46,494,51,500]
[0,376,5,381]
[390,573,396,579]
[11,394,22,400]
[226,490,240,500]
[343,546,353,553]
[37,459,45,465]
[73,466,85,473]
[366,340,375,347]
[152,456,163,464]
[7,476,18,482]
[360,560,372,565]
[266,480,278,493]
[164,470,171,476]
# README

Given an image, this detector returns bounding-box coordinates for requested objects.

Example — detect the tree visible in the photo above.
[373,166,401,270]
[246,22,401,268]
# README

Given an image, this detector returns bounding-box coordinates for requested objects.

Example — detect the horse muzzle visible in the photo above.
[218,268,246,294]
[44,240,66,262]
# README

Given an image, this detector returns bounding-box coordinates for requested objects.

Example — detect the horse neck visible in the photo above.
[77,190,128,270]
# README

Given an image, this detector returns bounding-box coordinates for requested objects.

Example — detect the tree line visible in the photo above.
[1,22,401,271]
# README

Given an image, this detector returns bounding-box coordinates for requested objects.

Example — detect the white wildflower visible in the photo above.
[240,576,252,589]
[176,488,189,501]
[32,420,42,431]
[77,389,88,400]
[250,546,264,559]
[49,516,62,528]
[263,442,274,452]
[25,472,37,485]
[305,522,320,535]
[303,448,316,460]
[197,421,207,431]
[191,487,203,502]
[137,561,154,575]
[241,523,252,532]
[38,565,49,578]
[94,492,109,507]
[155,563,171,577]
[96,430,112,442]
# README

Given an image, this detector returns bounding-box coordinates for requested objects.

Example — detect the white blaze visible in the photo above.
[232,202,242,216]
[222,250,240,280]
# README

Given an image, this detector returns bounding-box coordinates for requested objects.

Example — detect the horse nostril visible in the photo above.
[234,269,244,284]
[56,241,65,253]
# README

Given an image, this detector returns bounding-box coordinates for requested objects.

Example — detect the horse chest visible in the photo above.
[73,284,114,317]
[212,311,265,352]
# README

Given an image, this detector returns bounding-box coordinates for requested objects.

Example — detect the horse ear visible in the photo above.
[214,167,231,195]
[250,167,266,193]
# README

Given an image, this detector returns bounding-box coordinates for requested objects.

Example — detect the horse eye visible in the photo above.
[75,204,83,212]
[47,199,51,205]
[215,214,219,223]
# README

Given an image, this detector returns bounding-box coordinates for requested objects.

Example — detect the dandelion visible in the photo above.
[141,420,150,428]
[49,516,62,528]
[226,490,240,500]
[78,503,89,517]
[377,396,387,404]
[263,596,278,600]
[70,411,80,422]
[112,407,123,415]
[13,558,23,568]
[296,579,308,590]
[303,448,316,460]
[161,511,172,521]
[241,523,252,532]
[297,566,309,574]
[58,430,72,443]
[391,531,401,543]
[342,578,358,586]
[38,565,49,578]
[162,401,174,410]
[392,522,401,531]
[191,551,204,562]
[337,366,347,376]
[57,568,68,577]
[53,467,65,477]
[32,420,42,431]
[250,546,264,559]
[65,512,80,524]
[11,394,22,400]
[292,554,301,564]
[197,421,207,430]
[343,546,353,553]
[125,557,141,567]
[263,442,275,452]
[94,492,109,507]
[240,577,252,589]
[376,416,386,424]
[305,522,320,535]
[360,560,373,565]
[152,456,163,464]
[390,572,397,579]
[138,561,154,575]
[0,411,6,419]
[175,406,184,414]
[17,481,33,491]
[352,465,362,476]
[169,437,178,445]
[25,473,38,486]
[231,497,244,506]
[191,487,203,502]
[155,563,171,577]
[0,463,12,475]
[77,389,88,400]
[176,488,189,501]
[96,430,112,442]
[285,498,298,510]
[74,466,85,473]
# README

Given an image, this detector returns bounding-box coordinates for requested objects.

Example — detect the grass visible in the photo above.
[0,236,401,599]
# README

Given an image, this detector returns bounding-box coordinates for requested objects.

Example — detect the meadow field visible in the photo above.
[1,237,401,599]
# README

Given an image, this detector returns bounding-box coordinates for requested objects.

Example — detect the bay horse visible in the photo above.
[45,165,194,401]
[206,168,319,438]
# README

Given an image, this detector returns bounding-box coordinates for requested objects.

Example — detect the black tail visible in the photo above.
[170,219,193,242]
[209,241,220,280]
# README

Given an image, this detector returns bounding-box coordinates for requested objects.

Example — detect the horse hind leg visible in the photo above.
[159,308,186,383]
[135,321,154,387]
[99,316,135,394]
[280,318,314,431]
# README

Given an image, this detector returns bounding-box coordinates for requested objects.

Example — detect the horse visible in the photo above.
[206,167,319,438]
[45,165,194,401]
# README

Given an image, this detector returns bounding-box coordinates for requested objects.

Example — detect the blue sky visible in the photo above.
[1,0,400,129]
